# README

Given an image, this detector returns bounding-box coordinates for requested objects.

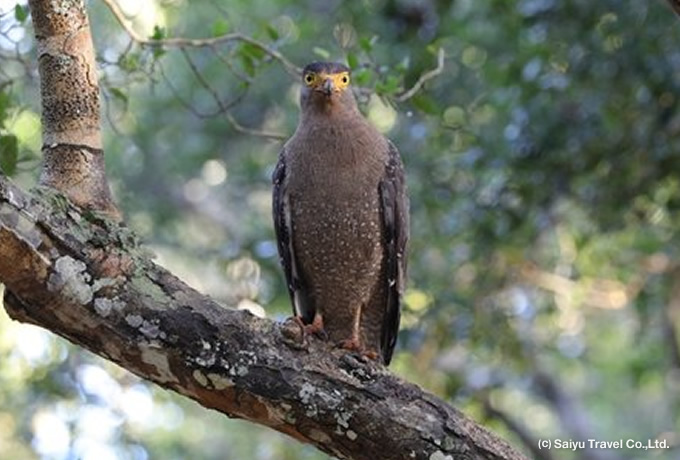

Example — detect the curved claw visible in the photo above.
[336,337,362,352]
[294,314,328,340]
[335,339,380,362]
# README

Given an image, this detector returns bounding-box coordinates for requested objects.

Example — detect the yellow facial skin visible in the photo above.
[303,71,351,93]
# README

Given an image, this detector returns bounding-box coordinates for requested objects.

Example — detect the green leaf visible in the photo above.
[425,44,439,55]
[443,106,467,127]
[0,91,10,129]
[240,54,256,77]
[375,75,401,95]
[461,45,487,69]
[109,87,128,105]
[312,47,330,59]
[212,19,230,37]
[411,94,439,115]
[346,52,359,69]
[241,43,266,60]
[265,24,279,41]
[353,68,372,86]
[149,26,167,58]
[151,25,166,41]
[14,4,28,23]
[396,56,410,71]
[359,35,378,53]
[119,53,140,72]
[0,134,19,176]
[152,46,166,59]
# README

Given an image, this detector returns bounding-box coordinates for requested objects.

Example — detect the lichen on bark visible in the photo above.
[29,0,120,219]
[0,177,528,459]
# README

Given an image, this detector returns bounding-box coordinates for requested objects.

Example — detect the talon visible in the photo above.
[336,339,380,362]
[336,338,362,352]
[362,350,379,361]
[292,314,328,340]
[310,326,329,340]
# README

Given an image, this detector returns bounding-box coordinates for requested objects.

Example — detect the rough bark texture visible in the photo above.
[29,0,119,219]
[0,175,526,460]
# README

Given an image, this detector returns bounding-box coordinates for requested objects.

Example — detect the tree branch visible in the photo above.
[482,398,557,460]
[99,0,290,139]
[0,175,526,460]
[532,372,619,460]
[100,0,445,108]
[13,3,525,458]
[99,0,302,78]
[395,48,445,102]
[665,270,680,371]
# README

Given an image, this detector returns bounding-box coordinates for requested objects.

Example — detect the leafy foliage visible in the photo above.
[0,134,18,175]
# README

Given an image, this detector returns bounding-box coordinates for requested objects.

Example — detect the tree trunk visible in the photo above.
[29,0,119,219]
[0,1,528,459]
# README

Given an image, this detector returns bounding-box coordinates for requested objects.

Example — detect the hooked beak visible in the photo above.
[321,78,334,96]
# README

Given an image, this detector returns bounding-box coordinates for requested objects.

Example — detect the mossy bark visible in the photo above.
[0,176,527,460]
[28,0,120,219]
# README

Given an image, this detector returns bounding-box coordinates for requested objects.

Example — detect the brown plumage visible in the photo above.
[273,62,408,365]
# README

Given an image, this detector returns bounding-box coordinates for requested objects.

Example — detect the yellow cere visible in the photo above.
[304,71,351,90]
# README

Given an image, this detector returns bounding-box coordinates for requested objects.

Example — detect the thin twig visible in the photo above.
[158,60,283,139]
[225,113,287,141]
[0,79,14,92]
[179,49,284,139]
[179,47,248,114]
[211,45,254,84]
[101,0,444,135]
[100,0,301,77]
[665,270,680,371]
[158,62,215,119]
[100,85,126,138]
[395,48,445,102]
[0,64,11,80]
[483,397,557,460]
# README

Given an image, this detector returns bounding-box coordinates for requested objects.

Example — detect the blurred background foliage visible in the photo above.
[1,0,680,459]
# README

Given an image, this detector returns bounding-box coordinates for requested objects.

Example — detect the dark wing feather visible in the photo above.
[272,151,315,323]
[378,141,409,365]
